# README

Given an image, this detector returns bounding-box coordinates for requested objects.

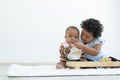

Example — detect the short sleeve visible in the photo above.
[92,37,105,46]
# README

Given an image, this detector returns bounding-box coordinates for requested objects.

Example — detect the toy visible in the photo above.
[66,58,120,69]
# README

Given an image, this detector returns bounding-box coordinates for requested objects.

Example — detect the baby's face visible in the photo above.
[81,29,95,44]
[65,28,79,43]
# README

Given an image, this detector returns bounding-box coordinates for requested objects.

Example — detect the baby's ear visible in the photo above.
[65,35,66,39]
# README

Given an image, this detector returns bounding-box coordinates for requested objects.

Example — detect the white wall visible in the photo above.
[0,0,120,62]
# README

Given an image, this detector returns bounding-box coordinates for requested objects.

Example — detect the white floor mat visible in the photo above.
[7,64,120,77]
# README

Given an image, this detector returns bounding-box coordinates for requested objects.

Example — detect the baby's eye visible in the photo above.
[69,35,73,37]
[75,36,78,39]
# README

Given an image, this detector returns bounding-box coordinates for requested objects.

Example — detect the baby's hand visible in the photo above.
[59,44,65,56]
[62,41,69,48]
[60,42,71,55]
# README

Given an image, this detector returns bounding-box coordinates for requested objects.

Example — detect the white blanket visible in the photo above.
[7,64,120,77]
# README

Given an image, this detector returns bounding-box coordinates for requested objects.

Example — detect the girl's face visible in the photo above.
[81,29,95,44]
[65,28,79,43]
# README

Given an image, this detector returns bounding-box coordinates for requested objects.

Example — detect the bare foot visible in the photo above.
[56,63,65,69]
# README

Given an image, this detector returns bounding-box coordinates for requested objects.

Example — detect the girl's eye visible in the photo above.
[86,36,89,39]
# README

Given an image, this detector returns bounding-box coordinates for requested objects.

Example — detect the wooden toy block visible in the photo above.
[66,61,120,69]
[99,58,111,62]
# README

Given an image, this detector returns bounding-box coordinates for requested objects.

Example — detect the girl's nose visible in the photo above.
[82,36,86,41]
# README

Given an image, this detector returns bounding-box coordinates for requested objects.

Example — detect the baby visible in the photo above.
[56,26,84,69]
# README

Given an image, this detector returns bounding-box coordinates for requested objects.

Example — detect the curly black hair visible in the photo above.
[80,18,104,38]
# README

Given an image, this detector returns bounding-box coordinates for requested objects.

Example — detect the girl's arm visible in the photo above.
[73,42,102,56]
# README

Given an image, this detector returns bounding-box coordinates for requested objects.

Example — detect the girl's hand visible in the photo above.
[72,41,82,49]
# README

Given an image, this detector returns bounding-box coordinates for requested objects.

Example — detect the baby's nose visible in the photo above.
[72,37,75,39]
[71,37,76,41]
